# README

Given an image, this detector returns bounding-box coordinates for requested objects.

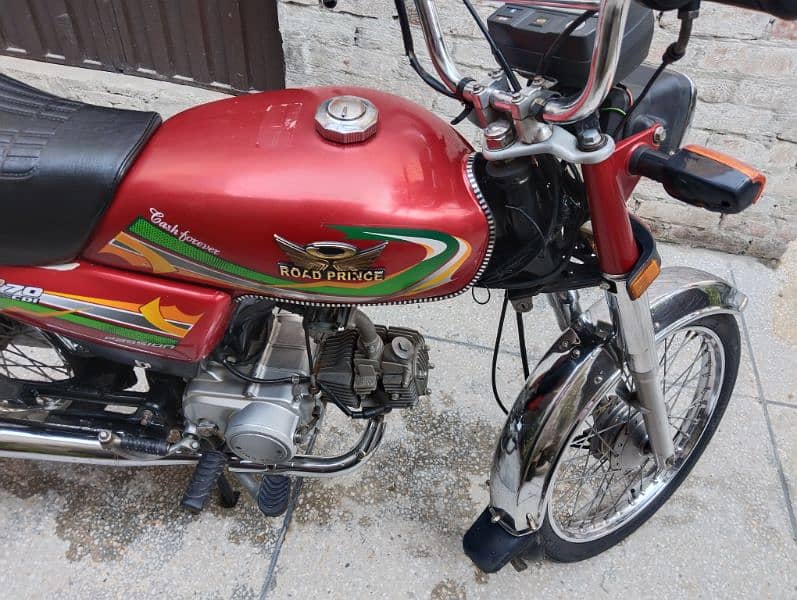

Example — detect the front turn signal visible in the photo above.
[630,145,766,214]
[628,257,661,300]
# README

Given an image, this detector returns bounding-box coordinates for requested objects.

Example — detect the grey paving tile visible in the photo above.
[768,403,797,528]
[0,461,277,599]
[727,245,797,407]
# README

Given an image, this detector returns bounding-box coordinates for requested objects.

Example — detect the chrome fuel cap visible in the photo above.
[315,95,378,144]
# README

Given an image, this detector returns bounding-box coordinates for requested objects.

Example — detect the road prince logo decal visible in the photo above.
[274,236,387,282]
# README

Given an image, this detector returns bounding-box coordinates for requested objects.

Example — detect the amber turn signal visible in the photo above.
[628,257,661,300]
[630,145,766,213]
[684,145,767,204]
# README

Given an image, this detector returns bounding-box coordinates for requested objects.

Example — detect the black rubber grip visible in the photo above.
[181,450,227,514]
[257,475,291,517]
[639,0,797,19]
[119,436,169,456]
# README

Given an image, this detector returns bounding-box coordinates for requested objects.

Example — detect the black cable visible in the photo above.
[461,0,521,92]
[304,328,314,367]
[516,311,530,379]
[490,293,510,415]
[394,0,459,99]
[612,14,695,138]
[610,60,666,138]
[536,10,597,79]
[471,287,491,305]
[221,358,310,385]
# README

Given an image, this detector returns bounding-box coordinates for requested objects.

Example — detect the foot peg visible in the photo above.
[181,449,237,513]
[463,508,542,573]
[257,475,291,517]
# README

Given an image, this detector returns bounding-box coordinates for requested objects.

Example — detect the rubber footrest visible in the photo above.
[181,450,227,514]
[257,475,291,517]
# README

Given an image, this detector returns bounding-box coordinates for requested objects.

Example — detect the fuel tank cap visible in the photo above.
[315,95,378,144]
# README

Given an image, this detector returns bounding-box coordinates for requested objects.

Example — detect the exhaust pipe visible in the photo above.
[0,421,196,467]
[228,416,385,478]
[0,417,386,476]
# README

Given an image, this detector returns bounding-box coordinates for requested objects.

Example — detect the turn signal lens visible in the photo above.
[630,145,767,213]
[684,145,767,204]
[628,258,661,300]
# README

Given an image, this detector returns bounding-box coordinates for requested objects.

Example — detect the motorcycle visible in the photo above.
[0,0,793,574]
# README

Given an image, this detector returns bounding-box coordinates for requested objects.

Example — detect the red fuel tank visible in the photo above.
[84,87,492,305]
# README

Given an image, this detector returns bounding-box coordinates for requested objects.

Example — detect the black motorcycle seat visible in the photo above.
[0,74,161,266]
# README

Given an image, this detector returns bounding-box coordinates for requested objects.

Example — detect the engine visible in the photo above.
[315,325,430,409]
[182,309,429,465]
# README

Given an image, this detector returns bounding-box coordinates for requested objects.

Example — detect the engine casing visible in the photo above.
[183,312,315,464]
[84,87,493,306]
[183,309,431,465]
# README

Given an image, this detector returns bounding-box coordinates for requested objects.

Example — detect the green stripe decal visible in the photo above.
[128,218,462,297]
[0,297,178,347]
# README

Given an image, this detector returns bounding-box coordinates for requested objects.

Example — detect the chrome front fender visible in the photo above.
[488,267,748,534]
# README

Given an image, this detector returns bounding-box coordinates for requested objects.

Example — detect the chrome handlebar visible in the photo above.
[414,0,462,95]
[413,0,631,126]
[543,0,631,123]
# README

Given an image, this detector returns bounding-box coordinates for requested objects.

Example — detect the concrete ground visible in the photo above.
[0,242,794,600]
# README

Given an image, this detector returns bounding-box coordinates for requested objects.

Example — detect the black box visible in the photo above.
[487,2,654,89]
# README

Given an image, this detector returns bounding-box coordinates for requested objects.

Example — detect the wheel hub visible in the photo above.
[591,400,650,471]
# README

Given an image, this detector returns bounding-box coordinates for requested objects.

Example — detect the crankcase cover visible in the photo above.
[85,87,492,305]
[226,402,298,463]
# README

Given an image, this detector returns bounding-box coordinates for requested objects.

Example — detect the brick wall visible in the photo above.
[279,1,797,260]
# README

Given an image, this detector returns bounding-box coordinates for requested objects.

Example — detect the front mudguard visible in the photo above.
[487,266,747,535]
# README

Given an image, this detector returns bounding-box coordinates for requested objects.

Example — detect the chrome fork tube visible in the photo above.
[547,290,583,331]
[606,284,675,469]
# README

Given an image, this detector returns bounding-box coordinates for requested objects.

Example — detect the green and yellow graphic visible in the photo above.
[101,218,472,301]
[0,288,202,348]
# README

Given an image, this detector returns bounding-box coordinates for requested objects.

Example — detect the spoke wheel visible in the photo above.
[540,314,740,561]
[0,318,74,385]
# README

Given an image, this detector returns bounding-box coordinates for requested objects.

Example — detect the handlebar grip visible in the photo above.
[712,0,797,19]
[630,145,766,214]
[638,0,797,19]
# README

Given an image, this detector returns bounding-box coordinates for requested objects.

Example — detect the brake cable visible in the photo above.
[461,0,521,92]
[612,6,697,138]
[535,10,598,80]
[394,0,459,99]
[491,293,510,415]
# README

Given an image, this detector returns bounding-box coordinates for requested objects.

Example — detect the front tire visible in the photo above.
[539,313,741,562]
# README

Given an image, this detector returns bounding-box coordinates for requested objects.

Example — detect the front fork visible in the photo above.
[566,126,675,469]
[547,286,674,469]
[605,286,675,468]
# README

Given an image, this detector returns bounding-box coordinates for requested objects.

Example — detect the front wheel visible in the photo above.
[539,313,741,562]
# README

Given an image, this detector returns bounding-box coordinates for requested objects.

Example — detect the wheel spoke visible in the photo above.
[548,324,725,543]
[0,327,73,383]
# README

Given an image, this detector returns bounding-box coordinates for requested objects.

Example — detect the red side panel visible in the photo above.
[0,262,232,363]
[82,87,490,305]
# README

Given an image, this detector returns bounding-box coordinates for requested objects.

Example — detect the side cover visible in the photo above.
[0,263,231,363]
[83,87,491,305]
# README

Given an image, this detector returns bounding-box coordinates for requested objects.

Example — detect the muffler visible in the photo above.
[0,421,196,467]
[0,417,386,475]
